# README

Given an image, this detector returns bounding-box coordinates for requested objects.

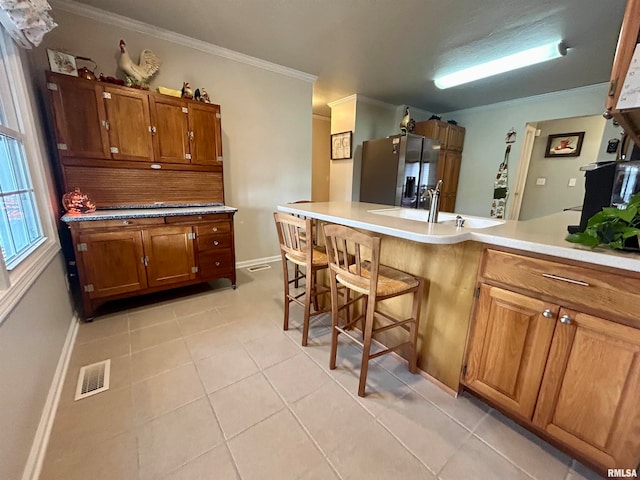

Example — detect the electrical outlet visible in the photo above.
[568,178,577,187]
[536,178,546,186]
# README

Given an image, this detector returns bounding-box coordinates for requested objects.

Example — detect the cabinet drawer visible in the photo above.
[199,250,234,277]
[75,217,164,230]
[197,233,232,251]
[481,249,640,324]
[166,213,232,224]
[195,222,231,235]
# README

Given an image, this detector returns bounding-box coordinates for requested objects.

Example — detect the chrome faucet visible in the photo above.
[426,180,443,223]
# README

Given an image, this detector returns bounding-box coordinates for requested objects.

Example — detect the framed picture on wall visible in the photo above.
[47,49,78,76]
[544,132,585,158]
[331,131,353,160]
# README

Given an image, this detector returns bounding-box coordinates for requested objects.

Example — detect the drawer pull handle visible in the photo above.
[215,261,221,266]
[542,309,554,318]
[213,240,219,246]
[212,227,218,232]
[559,314,572,325]
[542,273,589,287]
[123,220,130,225]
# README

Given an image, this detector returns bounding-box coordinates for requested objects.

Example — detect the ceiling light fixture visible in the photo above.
[434,40,568,89]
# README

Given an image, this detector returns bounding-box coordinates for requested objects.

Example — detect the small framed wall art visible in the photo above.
[47,49,78,76]
[331,131,353,160]
[544,132,585,158]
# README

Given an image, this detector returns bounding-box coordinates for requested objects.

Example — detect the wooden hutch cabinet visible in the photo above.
[413,119,465,212]
[463,247,640,474]
[46,72,236,318]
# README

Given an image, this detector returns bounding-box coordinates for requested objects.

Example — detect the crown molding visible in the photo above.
[50,0,317,83]
[327,94,358,109]
[441,82,608,116]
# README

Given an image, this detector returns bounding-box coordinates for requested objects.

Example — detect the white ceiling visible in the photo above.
[66,0,627,116]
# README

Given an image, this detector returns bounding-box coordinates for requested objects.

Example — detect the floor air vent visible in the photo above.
[75,359,111,401]
[247,264,272,272]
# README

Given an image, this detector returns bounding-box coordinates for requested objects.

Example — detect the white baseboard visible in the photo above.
[22,314,79,480]
[236,255,280,269]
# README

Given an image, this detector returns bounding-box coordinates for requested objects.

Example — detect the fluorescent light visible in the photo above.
[434,41,567,89]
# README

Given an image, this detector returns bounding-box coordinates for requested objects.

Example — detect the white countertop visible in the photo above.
[278,201,640,273]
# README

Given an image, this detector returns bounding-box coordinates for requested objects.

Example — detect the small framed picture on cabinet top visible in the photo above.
[331,131,352,160]
[47,49,78,76]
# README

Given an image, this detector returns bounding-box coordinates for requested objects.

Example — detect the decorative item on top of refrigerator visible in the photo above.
[360,134,439,209]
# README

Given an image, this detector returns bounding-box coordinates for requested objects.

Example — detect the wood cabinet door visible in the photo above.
[189,103,222,165]
[445,124,465,151]
[464,285,557,420]
[47,73,110,160]
[533,309,640,470]
[149,96,190,164]
[103,87,154,162]
[78,230,147,298]
[436,151,461,195]
[142,226,196,288]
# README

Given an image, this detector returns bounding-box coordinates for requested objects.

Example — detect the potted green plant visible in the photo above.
[566,192,640,250]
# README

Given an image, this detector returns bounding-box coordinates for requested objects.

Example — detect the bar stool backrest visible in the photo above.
[323,224,381,296]
[273,212,313,266]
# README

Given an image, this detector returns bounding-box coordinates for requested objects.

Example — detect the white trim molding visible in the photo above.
[51,0,317,83]
[21,314,79,480]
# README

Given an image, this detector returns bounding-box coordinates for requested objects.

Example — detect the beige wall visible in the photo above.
[312,115,330,202]
[519,115,605,220]
[33,8,314,263]
[0,254,75,480]
[328,97,357,201]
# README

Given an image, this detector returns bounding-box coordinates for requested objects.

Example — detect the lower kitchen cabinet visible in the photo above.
[68,212,236,318]
[463,247,640,473]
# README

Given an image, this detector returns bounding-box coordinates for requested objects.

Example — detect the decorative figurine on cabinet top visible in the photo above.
[200,88,211,103]
[181,82,193,99]
[118,39,160,89]
[399,106,415,135]
[62,187,96,215]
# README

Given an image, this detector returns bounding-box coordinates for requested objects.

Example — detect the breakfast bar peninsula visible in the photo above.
[279,201,640,472]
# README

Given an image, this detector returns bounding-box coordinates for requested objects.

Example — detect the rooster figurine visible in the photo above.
[118,39,161,89]
[399,107,415,134]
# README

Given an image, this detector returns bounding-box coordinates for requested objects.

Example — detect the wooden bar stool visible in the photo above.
[273,212,331,346]
[322,223,423,397]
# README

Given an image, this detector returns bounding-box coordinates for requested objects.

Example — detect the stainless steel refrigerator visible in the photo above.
[360,134,439,209]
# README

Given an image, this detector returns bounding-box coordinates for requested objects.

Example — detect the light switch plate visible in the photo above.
[568,178,577,187]
[536,178,546,186]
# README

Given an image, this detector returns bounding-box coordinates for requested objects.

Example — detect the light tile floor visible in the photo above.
[40,265,604,480]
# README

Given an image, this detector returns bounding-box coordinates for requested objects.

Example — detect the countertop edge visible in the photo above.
[62,205,238,222]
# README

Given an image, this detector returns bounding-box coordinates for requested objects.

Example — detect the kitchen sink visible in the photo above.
[368,208,505,229]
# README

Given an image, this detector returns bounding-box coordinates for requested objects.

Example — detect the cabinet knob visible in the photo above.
[559,314,572,325]
[197,215,203,220]
[213,240,219,246]
[212,227,218,232]
[123,220,130,225]
[215,261,221,266]
[542,309,554,318]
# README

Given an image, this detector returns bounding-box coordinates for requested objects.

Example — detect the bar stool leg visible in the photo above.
[302,265,313,346]
[282,257,291,331]
[408,280,423,373]
[329,270,340,370]
[358,296,377,397]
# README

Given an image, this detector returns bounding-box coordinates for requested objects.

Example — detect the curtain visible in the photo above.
[0,0,56,49]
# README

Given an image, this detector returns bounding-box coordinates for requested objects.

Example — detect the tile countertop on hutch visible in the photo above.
[279,201,640,474]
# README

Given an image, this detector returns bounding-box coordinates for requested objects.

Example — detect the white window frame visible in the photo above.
[0,28,61,324]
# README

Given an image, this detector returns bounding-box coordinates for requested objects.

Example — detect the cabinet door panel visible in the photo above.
[104,87,154,162]
[189,103,222,165]
[78,230,147,298]
[534,309,640,469]
[47,73,110,159]
[464,285,557,420]
[143,226,196,287]
[150,97,190,164]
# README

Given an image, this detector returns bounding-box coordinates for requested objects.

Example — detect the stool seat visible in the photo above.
[339,262,419,296]
[285,246,328,267]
